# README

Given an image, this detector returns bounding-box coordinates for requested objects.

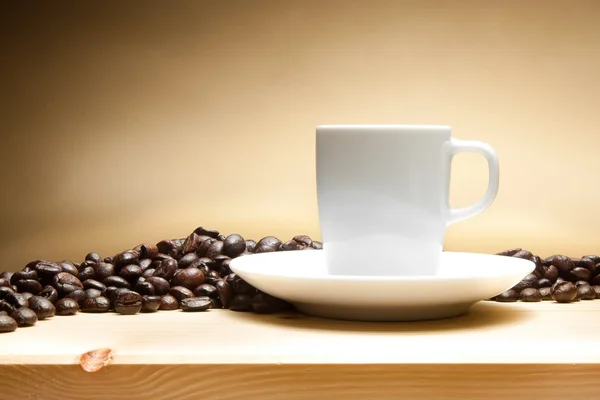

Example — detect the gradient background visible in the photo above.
[2,0,600,271]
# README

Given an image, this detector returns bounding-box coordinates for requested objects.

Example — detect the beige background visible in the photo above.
[1,0,600,270]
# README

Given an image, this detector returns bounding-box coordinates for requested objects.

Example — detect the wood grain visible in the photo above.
[1,302,600,399]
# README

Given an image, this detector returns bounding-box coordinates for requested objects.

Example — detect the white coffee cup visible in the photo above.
[316,124,499,276]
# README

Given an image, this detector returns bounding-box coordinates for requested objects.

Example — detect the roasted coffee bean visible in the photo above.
[216,280,231,308]
[204,272,221,286]
[254,236,282,253]
[114,290,142,315]
[512,273,539,292]
[520,288,542,302]
[0,315,17,333]
[39,285,58,304]
[219,259,232,276]
[576,258,596,274]
[230,294,253,311]
[222,234,246,258]
[193,226,220,238]
[16,279,42,295]
[216,234,225,241]
[178,253,199,268]
[81,296,111,313]
[311,241,323,249]
[142,268,156,278]
[11,269,38,285]
[172,267,205,289]
[575,281,589,287]
[153,258,178,281]
[28,296,56,320]
[582,255,600,265]
[205,241,224,259]
[35,263,62,279]
[578,285,596,300]
[550,281,578,303]
[57,261,79,276]
[180,296,212,312]
[280,240,305,251]
[496,248,522,257]
[169,286,194,302]
[145,276,170,295]
[549,255,574,279]
[64,289,86,305]
[85,288,103,299]
[591,274,600,286]
[245,240,257,252]
[592,286,600,299]
[113,250,139,269]
[512,250,533,260]
[0,286,13,299]
[0,272,13,281]
[293,235,312,247]
[94,262,115,281]
[137,243,159,260]
[108,288,130,304]
[5,292,29,309]
[52,272,83,296]
[571,267,591,282]
[542,265,559,283]
[252,293,288,313]
[83,279,107,293]
[119,265,143,282]
[0,300,15,314]
[182,233,202,254]
[141,295,161,312]
[20,292,33,301]
[0,278,9,288]
[10,308,37,327]
[232,277,257,296]
[194,284,217,298]
[538,278,552,288]
[196,238,216,257]
[102,276,131,289]
[495,289,519,302]
[213,254,230,268]
[85,252,102,263]
[156,240,182,258]
[159,295,179,310]
[139,258,153,271]
[103,256,113,263]
[55,298,79,315]
[539,287,553,300]
[134,280,156,296]
[195,257,215,270]
[78,266,96,281]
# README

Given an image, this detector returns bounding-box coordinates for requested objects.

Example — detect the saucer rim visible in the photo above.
[229,250,535,283]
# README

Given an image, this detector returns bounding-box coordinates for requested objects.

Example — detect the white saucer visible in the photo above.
[229,250,534,322]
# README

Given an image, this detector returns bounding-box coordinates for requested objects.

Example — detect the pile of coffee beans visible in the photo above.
[0,226,321,334]
[491,248,600,303]
[1,228,599,334]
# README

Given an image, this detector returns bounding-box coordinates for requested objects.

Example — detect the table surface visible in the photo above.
[1,301,599,400]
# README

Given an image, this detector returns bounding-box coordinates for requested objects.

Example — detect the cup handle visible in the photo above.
[447,138,499,226]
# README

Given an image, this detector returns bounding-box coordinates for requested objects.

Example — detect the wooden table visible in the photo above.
[0,301,599,400]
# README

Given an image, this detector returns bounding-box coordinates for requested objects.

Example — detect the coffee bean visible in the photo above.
[219,259,232,276]
[143,276,168,295]
[230,294,253,311]
[222,234,246,258]
[591,274,600,286]
[16,279,42,295]
[39,285,58,304]
[578,285,596,300]
[57,261,79,276]
[119,264,143,282]
[252,293,288,313]
[114,290,142,315]
[0,286,13,299]
[539,287,553,300]
[55,298,79,315]
[85,288,103,299]
[159,295,179,310]
[102,276,131,289]
[182,233,202,255]
[205,241,224,259]
[20,292,33,301]
[85,252,102,263]
[204,271,221,286]
[52,272,83,296]
[28,296,56,320]
[582,255,600,265]
[538,278,552,288]
[571,267,591,282]
[0,278,9,288]
[0,272,13,281]
[104,256,114,263]
[136,243,158,260]
[550,281,578,303]
[134,280,156,296]
[495,289,519,302]
[5,292,29,309]
[82,279,107,293]
[11,269,38,285]
[575,281,589,287]
[194,284,217,298]
[542,265,559,283]
[216,280,231,309]
[156,240,182,258]
[550,255,574,279]
[81,296,111,313]
[78,266,96,281]
[496,248,522,257]
[140,295,161,312]
[10,308,37,327]
[592,286,600,299]
[139,258,153,271]
[142,268,155,278]
[64,289,86,305]
[512,250,533,260]
[311,241,323,249]
[94,263,115,281]
[0,315,17,333]
[180,296,212,312]
[178,253,199,268]
[193,227,220,238]
[35,262,62,279]
[232,277,256,295]
[280,240,305,251]
[245,240,257,252]
[520,288,542,302]
[113,250,139,269]
[169,286,194,302]
[254,236,282,253]
[153,258,178,281]
[172,267,205,289]
[196,238,216,257]
[0,300,15,314]
[576,258,596,274]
